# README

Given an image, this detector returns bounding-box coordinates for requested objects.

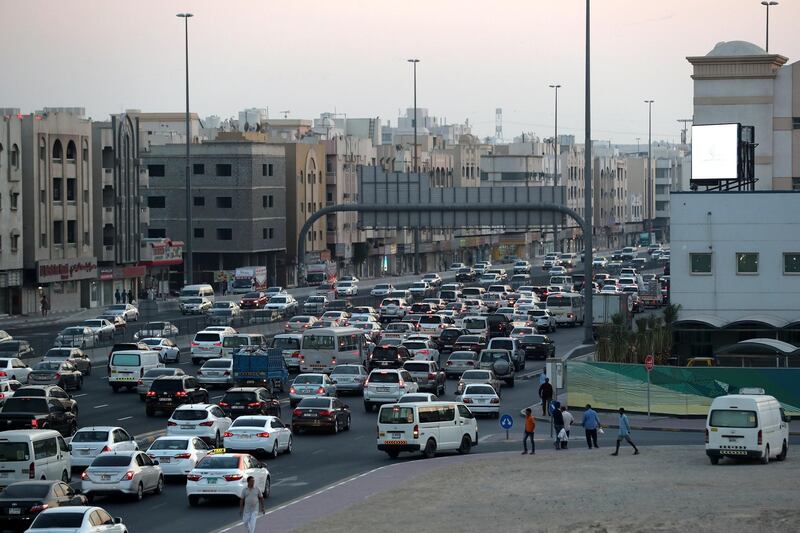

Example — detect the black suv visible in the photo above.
[518,334,555,360]
[367,345,412,371]
[438,328,466,353]
[145,376,208,416]
[455,268,477,283]
[0,396,77,437]
[219,387,281,419]
[14,385,78,415]
[486,314,512,339]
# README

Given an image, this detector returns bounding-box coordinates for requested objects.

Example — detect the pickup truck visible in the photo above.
[0,396,77,437]
[232,348,289,392]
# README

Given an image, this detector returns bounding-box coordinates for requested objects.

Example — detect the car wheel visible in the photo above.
[423,438,436,459]
[271,442,279,459]
[86,365,92,377]
[387,450,400,459]
[286,436,293,454]
[62,470,70,483]
[457,435,472,455]
[761,445,770,465]
[345,416,351,430]
[778,441,788,461]
[155,476,164,495]
[133,483,143,501]
[188,495,200,507]
[262,476,271,499]
[192,358,200,365]
[709,455,720,465]
[332,419,339,434]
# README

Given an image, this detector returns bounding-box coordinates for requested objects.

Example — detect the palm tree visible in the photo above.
[663,304,681,328]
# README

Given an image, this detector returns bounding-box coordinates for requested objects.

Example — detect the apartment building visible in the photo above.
[143,131,287,286]
[20,109,96,312]
[0,112,24,315]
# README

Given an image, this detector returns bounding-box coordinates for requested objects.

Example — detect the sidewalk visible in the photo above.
[0,307,100,330]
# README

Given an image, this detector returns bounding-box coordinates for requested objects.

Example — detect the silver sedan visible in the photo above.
[80,451,164,501]
[289,374,337,407]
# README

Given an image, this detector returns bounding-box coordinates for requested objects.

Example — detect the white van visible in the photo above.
[377,401,478,458]
[179,284,215,305]
[221,333,267,358]
[108,350,163,392]
[462,316,489,336]
[0,430,72,488]
[706,393,790,465]
[545,292,585,326]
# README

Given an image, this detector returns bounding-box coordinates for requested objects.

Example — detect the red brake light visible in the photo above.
[0,371,7,378]
[256,432,271,438]
[136,379,143,385]
[289,387,297,394]
[146,391,156,397]
[123,470,135,481]
[463,397,473,403]
[293,409,302,416]
[490,398,500,404]
[191,342,199,347]
[30,419,38,429]
[29,462,35,479]
[173,452,192,459]
[175,391,188,397]
[446,361,452,366]
[428,373,436,380]
[319,410,332,417]
[223,371,231,376]
[316,387,325,394]
[413,424,419,439]
[187,474,202,481]
[247,402,261,408]
[466,361,475,366]
[29,503,49,513]
[704,428,709,444]
[219,401,229,407]
[757,430,763,446]
[101,445,111,453]
[224,474,243,481]
[167,421,177,426]
[54,373,62,380]
[223,431,233,438]
[199,421,214,427]
[213,342,222,347]
[398,380,406,389]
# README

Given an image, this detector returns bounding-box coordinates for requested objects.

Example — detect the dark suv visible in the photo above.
[455,268,476,283]
[14,385,78,415]
[145,376,208,416]
[518,334,555,360]
[219,387,281,419]
[486,314,512,339]
[438,328,466,353]
[367,345,411,371]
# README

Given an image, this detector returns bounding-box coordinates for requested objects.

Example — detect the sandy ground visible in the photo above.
[290,446,800,533]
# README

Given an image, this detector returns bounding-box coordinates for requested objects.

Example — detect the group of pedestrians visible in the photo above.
[114,288,135,304]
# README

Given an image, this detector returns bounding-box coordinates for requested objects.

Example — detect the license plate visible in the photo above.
[232,406,244,409]
[160,457,171,463]
[391,432,402,439]
[101,475,111,480]
[80,450,90,455]
[180,425,194,429]
[304,413,315,417]
[207,372,220,376]
[160,398,171,402]
[207,478,217,484]
[9,508,21,515]
[239,434,251,439]
[377,387,390,392]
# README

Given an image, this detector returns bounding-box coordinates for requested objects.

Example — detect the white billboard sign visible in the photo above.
[691,123,740,182]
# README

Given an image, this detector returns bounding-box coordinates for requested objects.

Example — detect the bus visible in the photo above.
[545,292,585,326]
[299,327,366,373]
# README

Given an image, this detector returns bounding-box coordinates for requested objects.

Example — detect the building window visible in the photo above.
[793,117,800,129]
[262,227,274,239]
[66,178,76,202]
[267,163,273,176]
[10,193,18,211]
[792,178,800,191]
[66,141,77,160]
[194,227,204,238]
[736,252,759,275]
[193,163,205,175]
[262,195,273,208]
[216,164,232,177]
[216,228,232,240]
[82,141,88,162]
[216,196,232,208]
[52,140,63,160]
[10,144,19,169]
[307,202,312,213]
[689,253,712,274]
[147,228,166,238]
[66,221,76,244]
[148,164,165,177]
[39,139,46,161]
[10,233,18,252]
[193,196,205,206]
[783,253,800,275]
[40,233,46,247]
[53,178,63,202]
[147,196,166,209]
[53,221,63,244]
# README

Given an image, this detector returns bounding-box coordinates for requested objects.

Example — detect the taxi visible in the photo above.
[186,450,270,506]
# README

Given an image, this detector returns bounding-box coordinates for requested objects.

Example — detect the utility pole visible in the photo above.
[177,12,193,285]
[635,137,640,154]
[677,118,693,145]
[583,0,595,345]
[408,59,420,274]
[761,1,778,53]
[550,84,562,253]
[644,100,654,232]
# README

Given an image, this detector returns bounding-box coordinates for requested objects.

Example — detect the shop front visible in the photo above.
[0,270,23,316]
[35,257,98,313]
[98,265,147,307]
[140,239,184,298]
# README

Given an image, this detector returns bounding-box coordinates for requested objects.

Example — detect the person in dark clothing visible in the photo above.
[581,404,601,449]
[121,291,127,303]
[127,289,134,305]
[538,378,554,416]
[114,289,121,304]
[552,405,565,449]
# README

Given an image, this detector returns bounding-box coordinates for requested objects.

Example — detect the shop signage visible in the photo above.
[38,258,98,283]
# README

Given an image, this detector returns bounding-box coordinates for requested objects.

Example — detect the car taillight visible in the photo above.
[196,370,203,375]
[199,421,214,427]
[214,342,222,347]
[224,474,243,481]
[316,387,325,394]
[463,397,473,403]
[223,371,231,376]
[289,387,297,394]
[446,360,453,366]
[292,351,300,359]
[175,391,188,397]
[223,432,233,437]
[29,503,49,513]
[331,358,337,366]
[490,398,500,404]
[175,453,192,459]
[413,424,419,439]
[247,402,261,408]
[0,371,7,378]
[191,342,199,347]
[30,419,38,429]
[219,401,229,407]
[101,445,111,453]
[293,409,302,416]
[29,462,35,479]
[187,474,202,481]
[704,428,709,444]
[167,421,177,426]
[398,380,406,389]
[319,410,332,417]
[123,470,135,480]
[466,361,475,366]
[758,430,763,446]
[136,379,144,385]
[256,432,271,438]
[146,391,156,397]
[54,373,62,380]
[428,373,436,380]
[363,379,369,386]
[419,350,429,356]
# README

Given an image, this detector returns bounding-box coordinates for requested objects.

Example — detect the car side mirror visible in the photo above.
[785,415,792,423]
[331,380,337,384]
[153,460,160,465]
[114,517,123,525]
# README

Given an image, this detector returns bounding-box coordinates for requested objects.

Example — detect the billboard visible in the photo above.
[691,123,740,182]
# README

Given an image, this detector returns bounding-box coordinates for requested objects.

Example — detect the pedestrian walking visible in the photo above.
[239,476,265,533]
[538,378,553,416]
[40,295,49,317]
[114,289,121,304]
[121,290,127,304]
[560,405,574,449]
[611,407,640,456]
[127,289,134,305]
[552,404,565,450]
[581,404,601,449]
[522,408,535,455]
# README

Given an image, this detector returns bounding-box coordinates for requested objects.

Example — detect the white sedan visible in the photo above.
[70,426,139,468]
[335,281,359,296]
[27,507,127,533]
[81,319,116,342]
[370,283,394,297]
[401,340,440,361]
[461,383,501,417]
[265,295,298,317]
[167,404,232,448]
[223,415,293,458]
[186,452,270,506]
[146,435,211,477]
[528,309,557,333]
[0,357,32,383]
[592,256,609,268]
[104,303,139,322]
[140,337,181,363]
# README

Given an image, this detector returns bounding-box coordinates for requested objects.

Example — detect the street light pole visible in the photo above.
[761,1,778,53]
[407,58,420,275]
[177,12,193,285]
[549,84,561,252]
[583,0,594,345]
[644,100,654,233]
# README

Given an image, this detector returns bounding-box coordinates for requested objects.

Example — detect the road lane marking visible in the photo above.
[311,449,324,455]
[211,395,223,400]
[72,393,87,398]
[117,416,133,421]
[93,404,109,409]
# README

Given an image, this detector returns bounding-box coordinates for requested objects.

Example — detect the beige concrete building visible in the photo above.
[20,109,95,312]
[135,111,205,148]
[0,112,24,315]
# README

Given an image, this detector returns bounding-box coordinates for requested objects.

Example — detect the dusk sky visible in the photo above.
[3,0,798,144]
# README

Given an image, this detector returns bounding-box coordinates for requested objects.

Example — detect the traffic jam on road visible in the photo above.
[0,248,670,531]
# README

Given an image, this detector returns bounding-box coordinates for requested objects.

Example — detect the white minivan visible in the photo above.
[179,284,216,305]
[0,429,72,488]
[108,350,163,392]
[705,392,790,465]
[462,316,489,336]
[377,401,478,459]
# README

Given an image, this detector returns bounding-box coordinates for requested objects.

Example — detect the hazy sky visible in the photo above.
[3,0,798,144]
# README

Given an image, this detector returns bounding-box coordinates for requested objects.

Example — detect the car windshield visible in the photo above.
[456,336,480,344]
[293,375,323,385]
[271,337,300,350]
[145,322,165,330]
[2,483,51,498]
[144,369,176,378]
[194,333,221,343]
[197,456,240,469]
[141,339,162,347]
[223,337,252,348]
[379,406,414,424]
[332,366,360,375]
[171,409,209,421]
[402,342,426,350]
[243,292,261,299]
[203,360,231,369]
[149,439,189,451]
[150,379,186,392]
[61,328,84,335]
[466,385,496,395]
[111,353,140,366]
[298,398,331,408]
[72,430,111,442]
[30,512,85,528]
[480,351,508,363]
[449,352,475,361]
[709,410,758,428]
[222,391,258,403]
[91,455,133,467]
[231,418,269,428]
[0,442,30,461]
[369,372,400,383]
[34,361,62,371]
[418,316,441,324]
[462,371,490,380]
[270,297,287,304]
[302,334,335,350]
[44,349,72,358]
[464,319,486,329]
[522,335,547,344]
[374,284,391,290]
[404,362,431,372]
[185,297,204,304]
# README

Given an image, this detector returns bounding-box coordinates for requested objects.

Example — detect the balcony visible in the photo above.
[102,207,114,225]
[102,168,114,188]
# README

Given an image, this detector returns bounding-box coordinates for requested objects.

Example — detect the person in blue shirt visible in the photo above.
[611,407,640,456]
[581,404,600,449]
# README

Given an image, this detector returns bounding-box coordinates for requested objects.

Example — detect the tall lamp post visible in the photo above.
[177,12,193,285]
[549,84,561,252]
[582,0,595,345]
[644,100,654,234]
[407,58,420,274]
[760,1,778,53]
